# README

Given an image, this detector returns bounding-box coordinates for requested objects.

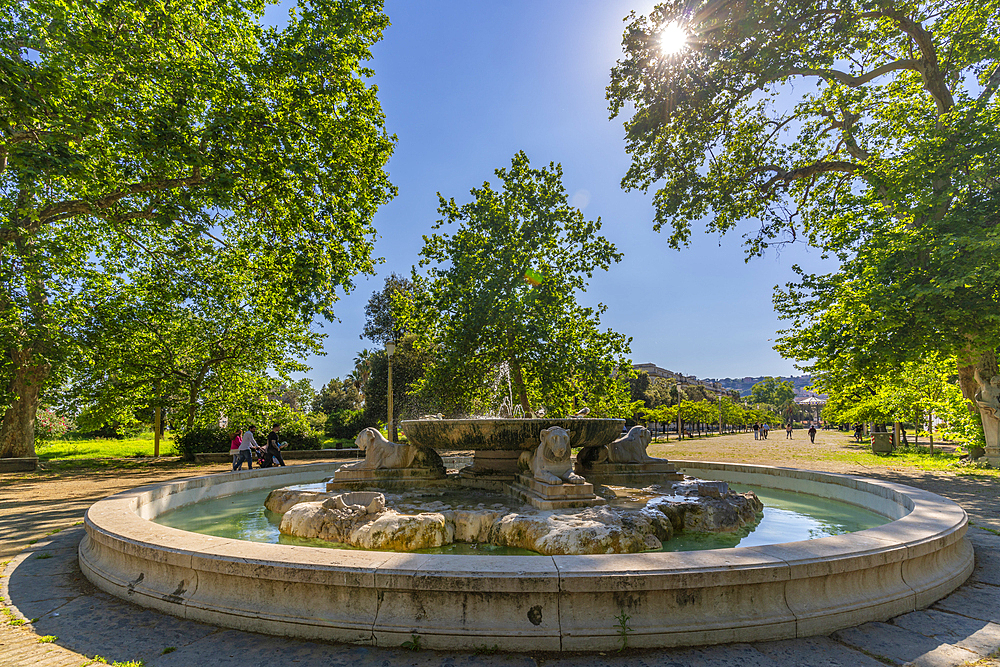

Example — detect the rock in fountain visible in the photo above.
[265,481,763,555]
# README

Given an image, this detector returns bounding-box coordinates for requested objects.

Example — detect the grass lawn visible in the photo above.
[319,437,356,449]
[651,430,999,478]
[33,432,354,463]
[35,431,179,460]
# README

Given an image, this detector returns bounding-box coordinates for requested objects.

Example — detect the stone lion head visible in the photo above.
[355,427,378,452]
[539,426,571,463]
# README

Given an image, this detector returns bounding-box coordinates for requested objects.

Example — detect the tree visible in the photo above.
[749,378,796,410]
[819,352,976,442]
[406,152,633,418]
[70,257,322,433]
[363,335,432,426]
[0,0,396,457]
[608,0,1000,450]
[363,273,413,346]
[276,379,317,414]
[313,377,362,414]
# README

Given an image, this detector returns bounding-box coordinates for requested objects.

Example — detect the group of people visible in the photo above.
[755,422,819,443]
[853,423,865,442]
[230,424,288,471]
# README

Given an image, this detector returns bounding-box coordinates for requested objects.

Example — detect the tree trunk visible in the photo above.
[185,379,203,431]
[509,358,531,415]
[0,348,50,458]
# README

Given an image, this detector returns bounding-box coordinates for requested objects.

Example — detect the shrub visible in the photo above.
[279,419,321,451]
[176,427,230,460]
[35,408,71,442]
[306,411,327,432]
[325,409,372,440]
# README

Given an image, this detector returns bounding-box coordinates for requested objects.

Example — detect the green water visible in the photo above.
[153,481,888,555]
[659,484,887,552]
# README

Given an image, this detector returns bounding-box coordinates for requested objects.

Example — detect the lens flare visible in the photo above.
[659,21,688,55]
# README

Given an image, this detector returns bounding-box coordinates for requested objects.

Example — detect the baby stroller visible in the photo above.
[253,445,271,468]
[256,441,288,468]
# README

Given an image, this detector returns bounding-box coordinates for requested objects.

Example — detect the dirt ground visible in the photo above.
[1,458,249,559]
[2,429,998,559]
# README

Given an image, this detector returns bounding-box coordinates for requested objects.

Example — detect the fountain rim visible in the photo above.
[79,460,972,652]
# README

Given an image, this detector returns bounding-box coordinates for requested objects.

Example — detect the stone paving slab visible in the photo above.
[154,630,540,667]
[967,529,1000,586]
[30,594,222,666]
[754,636,889,667]
[934,583,1000,625]
[538,643,780,667]
[833,621,980,666]
[892,609,1000,657]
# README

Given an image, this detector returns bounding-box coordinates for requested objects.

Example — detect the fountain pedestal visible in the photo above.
[508,474,607,510]
[574,460,683,488]
[327,467,448,492]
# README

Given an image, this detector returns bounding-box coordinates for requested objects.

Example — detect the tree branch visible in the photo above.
[860,8,954,113]
[759,161,859,189]
[980,63,1000,103]
[786,59,919,87]
[3,172,210,240]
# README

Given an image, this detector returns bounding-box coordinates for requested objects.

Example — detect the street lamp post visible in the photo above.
[718,393,723,436]
[386,341,396,442]
[676,383,684,440]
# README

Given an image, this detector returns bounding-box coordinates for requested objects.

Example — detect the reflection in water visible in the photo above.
[154,480,888,555]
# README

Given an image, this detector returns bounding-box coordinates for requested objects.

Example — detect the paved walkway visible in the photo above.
[3,444,1000,666]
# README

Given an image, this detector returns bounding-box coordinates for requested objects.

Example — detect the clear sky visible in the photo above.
[280,0,834,387]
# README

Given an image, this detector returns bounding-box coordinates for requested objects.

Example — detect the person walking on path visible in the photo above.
[229,429,242,470]
[808,425,817,443]
[753,423,760,440]
[264,423,287,468]
[762,423,770,439]
[786,423,793,439]
[236,425,259,470]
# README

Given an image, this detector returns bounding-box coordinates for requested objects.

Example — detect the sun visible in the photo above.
[659,21,688,55]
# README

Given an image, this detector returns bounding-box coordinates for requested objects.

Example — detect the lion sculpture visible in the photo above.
[519,426,587,485]
[578,426,660,466]
[342,427,422,470]
[607,426,659,464]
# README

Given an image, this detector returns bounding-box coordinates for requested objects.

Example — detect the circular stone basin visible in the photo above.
[400,417,624,451]
[79,461,973,652]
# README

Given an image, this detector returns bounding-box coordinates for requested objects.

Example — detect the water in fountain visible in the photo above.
[484,360,527,418]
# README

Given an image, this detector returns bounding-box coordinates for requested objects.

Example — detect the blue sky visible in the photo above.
[280,1,833,386]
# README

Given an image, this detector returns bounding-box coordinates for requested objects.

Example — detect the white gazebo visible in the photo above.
[796,395,827,423]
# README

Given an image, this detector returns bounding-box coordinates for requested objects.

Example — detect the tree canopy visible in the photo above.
[749,377,796,410]
[363,273,413,346]
[69,251,322,433]
[0,0,396,456]
[406,152,633,418]
[608,0,1000,446]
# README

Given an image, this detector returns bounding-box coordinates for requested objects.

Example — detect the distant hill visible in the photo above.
[702,375,815,398]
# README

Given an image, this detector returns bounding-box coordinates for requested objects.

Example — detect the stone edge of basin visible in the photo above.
[78,461,973,652]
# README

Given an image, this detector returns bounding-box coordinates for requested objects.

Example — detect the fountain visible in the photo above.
[79,403,973,650]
